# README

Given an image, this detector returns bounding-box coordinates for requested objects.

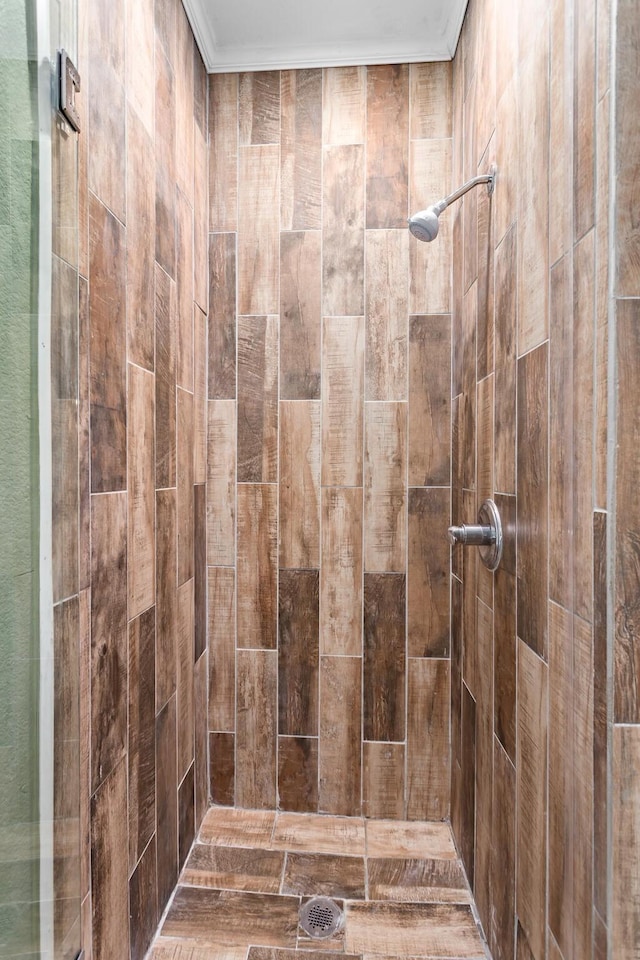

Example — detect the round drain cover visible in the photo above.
[299,896,344,939]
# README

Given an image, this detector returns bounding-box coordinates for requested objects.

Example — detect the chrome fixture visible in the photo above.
[408,164,497,242]
[448,498,503,572]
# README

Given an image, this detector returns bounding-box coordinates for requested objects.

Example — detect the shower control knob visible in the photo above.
[447,498,503,571]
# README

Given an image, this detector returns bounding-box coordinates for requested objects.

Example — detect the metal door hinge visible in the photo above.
[59,49,81,132]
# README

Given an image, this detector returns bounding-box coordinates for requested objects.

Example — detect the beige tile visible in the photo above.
[322,67,366,145]
[366,821,457,860]
[198,807,276,849]
[345,902,484,958]
[272,813,366,856]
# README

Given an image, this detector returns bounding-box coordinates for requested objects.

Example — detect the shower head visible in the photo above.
[408,166,497,243]
[408,202,447,242]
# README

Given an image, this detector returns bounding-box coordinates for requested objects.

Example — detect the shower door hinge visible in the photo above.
[59,49,81,132]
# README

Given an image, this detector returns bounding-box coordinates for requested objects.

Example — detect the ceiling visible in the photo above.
[182,0,469,73]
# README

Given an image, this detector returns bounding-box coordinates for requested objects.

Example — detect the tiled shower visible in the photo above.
[32,0,640,955]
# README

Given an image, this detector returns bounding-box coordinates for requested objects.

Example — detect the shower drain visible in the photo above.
[299,897,344,939]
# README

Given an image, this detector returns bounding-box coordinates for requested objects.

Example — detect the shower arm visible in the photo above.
[433,169,496,214]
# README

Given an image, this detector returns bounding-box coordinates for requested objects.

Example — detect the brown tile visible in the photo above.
[208,567,236,732]
[156,488,177,710]
[459,684,476,887]
[573,229,595,621]
[199,807,275,848]
[615,299,640,720]
[207,400,236,565]
[593,911,608,960]
[210,733,235,807]
[573,616,594,960]
[493,495,517,763]
[278,569,320,737]
[252,950,356,960]
[366,65,409,228]
[408,316,451,486]
[156,694,178,911]
[283,853,365,899]
[127,363,155,618]
[174,5,195,204]
[128,608,156,873]
[79,589,91,900]
[194,124,209,314]
[154,0,175,62]
[549,254,573,609]
[237,315,279,483]
[366,820,457,861]
[281,70,322,230]
[279,402,321,569]
[319,657,362,817]
[322,145,365,316]
[89,195,126,492]
[239,71,280,145]
[272,813,365,856]
[410,62,452,139]
[320,488,363,657]
[91,492,127,792]
[280,231,321,399]
[195,651,209,829]
[365,230,409,401]
[408,489,450,658]
[151,944,246,960]
[474,600,494,929]
[548,602,573,956]
[549,0,573,265]
[209,232,237,400]
[183,843,284,893]
[88,58,126,224]
[278,737,319,814]
[363,742,405,820]
[126,105,155,371]
[321,317,364,486]
[236,650,278,809]
[489,739,515,960]
[177,579,194,781]
[614,0,640,293]
[179,764,196,870]
[476,176,495,384]
[613,724,640,959]
[368,857,469,903]
[176,189,194,392]
[406,659,450,822]
[209,73,238,232]
[177,388,194,585]
[129,836,158,960]
[155,263,177,489]
[162,888,299,948]
[238,146,280,315]
[322,66,366,145]
[461,489,478,697]
[494,81,518,248]
[194,308,207,484]
[517,342,549,659]
[364,404,407,573]
[194,484,207,661]
[91,760,130,960]
[516,641,548,960]
[574,0,596,241]
[595,94,609,512]
[345,902,483,958]
[517,26,550,354]
[409,139,452,316]
[364,573,406,742]
[237,484,278,649]
[451,576,463,771]
[78,276,90,591]
[155,42,176,278]
[593,511,608,920]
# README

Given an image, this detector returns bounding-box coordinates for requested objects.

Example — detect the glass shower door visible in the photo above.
[0,0,81,955]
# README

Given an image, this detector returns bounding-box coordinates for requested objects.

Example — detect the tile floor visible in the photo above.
[148,808,490,960]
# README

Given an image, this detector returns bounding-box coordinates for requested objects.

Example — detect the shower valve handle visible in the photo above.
[447,498,503,572]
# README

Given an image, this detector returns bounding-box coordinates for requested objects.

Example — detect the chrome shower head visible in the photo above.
[408,204,445,242]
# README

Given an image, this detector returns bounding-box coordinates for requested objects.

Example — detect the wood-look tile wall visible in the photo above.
[75,0,209,957]
[450,0,616,958]
[207,62,453,820]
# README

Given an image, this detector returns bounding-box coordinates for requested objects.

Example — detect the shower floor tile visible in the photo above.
[149,806,488,960]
